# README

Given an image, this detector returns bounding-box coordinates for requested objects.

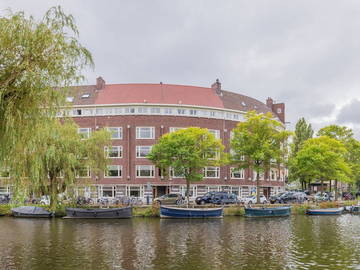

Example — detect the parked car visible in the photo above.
[195,192,239,205]
[342,192,355,200]
[0,194,10,204]
[241,195,268,204]
[315,192,334,202]
[154,194,185,205]
[269,192,285,204]
[274,192,307,204]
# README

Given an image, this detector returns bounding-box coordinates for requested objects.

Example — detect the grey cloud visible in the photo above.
[337,99,360,124]
[2,0,360,135]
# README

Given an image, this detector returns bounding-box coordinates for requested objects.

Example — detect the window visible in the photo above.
[164,108,173,114]
[66,96,74,102]
[189,109,197,116]
[136,127,154,139]
[105,165,122,178]
[271,170,276,180]
[137,107,148,114]
[150,107,161,114]
[277,108,282,114]
[253,170,264,180]
[169,127,185,133]
[231,168,244,179]
[205,150,219,160]
[76,166,90,178]
[136,165,155,178]
[78,128,91,139]
[241,101,246,106]
[105,146,122,158]
[177,109,186,115]
[204,167,220,178]
[170,167,185,178]
[125,107,135,114]
[136,146,152,158]
[107,127,122,139]
[102,186,115,197]
[208,129,220,139]
[73,109,82,116]
[81,93,90,98]
[129,186,141,197]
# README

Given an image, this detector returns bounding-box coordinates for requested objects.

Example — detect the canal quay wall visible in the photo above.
[0,201,358,217]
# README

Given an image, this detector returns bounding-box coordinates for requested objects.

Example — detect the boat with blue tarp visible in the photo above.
[160,205,223,218]
[244,206,291,217]
[306,208,343,215]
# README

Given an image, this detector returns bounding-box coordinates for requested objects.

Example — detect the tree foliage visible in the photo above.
[9,119,110,210]
[293,117,313,154]
[148,127,226,206]
[318,125,360,189]
[230,111,292,203]
[0,6,93,161]
[289,136,351,192]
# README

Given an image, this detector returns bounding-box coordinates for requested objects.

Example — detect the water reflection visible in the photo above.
[0,215,359,269]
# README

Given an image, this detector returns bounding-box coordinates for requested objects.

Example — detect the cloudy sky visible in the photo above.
[2,0,360,136]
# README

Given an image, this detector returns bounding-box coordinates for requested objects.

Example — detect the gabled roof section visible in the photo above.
[94,83,225,108]
[220,90,273,114]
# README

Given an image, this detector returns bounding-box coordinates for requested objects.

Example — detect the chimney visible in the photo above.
[96,76,105,90]
[211,79,222,96]
[266,97,273,108]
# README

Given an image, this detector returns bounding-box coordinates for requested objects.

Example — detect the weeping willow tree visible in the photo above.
[0,6,93,162]
[10,119,110,210]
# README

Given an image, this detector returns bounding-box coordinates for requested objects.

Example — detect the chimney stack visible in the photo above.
[96,76,105,90]
[211,79,222,96]
[266,97,273,108]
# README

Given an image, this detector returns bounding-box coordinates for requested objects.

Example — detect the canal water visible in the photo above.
[0,215,359,270]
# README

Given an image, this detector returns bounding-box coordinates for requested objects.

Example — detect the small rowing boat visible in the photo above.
[160,205,223,218]
[306,208,343,215]
[12,206,53,218]
[245,206,291,217]
[64,207,132,219]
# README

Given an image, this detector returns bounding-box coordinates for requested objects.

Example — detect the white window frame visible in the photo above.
[105,165,122,178]
[170,167,185,178]
[208,129,220,139]
[78,128,91,139]
[136,165,155,178]
[105,146,122,158]
[136,127,155,139]
[169,127,185,133]
[107,127,122,140]
[230,168,245,179]
[136,145,152,158]
[76,166,91,178]
[203,167,220,178]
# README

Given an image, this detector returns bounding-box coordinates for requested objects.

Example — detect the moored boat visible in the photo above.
[245,206,291,217]
[160,205,223,218]
[12,206,53,218]
[350,205,360,214]
[306,208,343,215]
[64,207,132,218]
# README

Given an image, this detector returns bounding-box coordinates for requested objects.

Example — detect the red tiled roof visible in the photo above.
[94,84,225,108]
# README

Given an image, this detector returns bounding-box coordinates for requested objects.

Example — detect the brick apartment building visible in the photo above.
[0,78,287,201]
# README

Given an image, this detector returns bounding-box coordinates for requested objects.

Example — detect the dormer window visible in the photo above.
[81,93,90,99]
[277,108,282,114]
[241,101,246,106]
[66,96,74,102]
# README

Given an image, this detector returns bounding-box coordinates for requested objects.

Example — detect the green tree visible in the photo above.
[230,111,292,204]
[290,118,314,190]
[0,6,93,161]
[318,125,360,196]
[10,119,110,210]
[290,136,351,197]
[293,118,314,154]
[148,127,226,207]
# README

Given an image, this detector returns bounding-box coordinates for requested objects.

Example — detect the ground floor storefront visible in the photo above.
[0,184,285,203]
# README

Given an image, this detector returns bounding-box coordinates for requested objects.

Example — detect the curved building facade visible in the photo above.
[0,78,287,200]
[60,77,287,201]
